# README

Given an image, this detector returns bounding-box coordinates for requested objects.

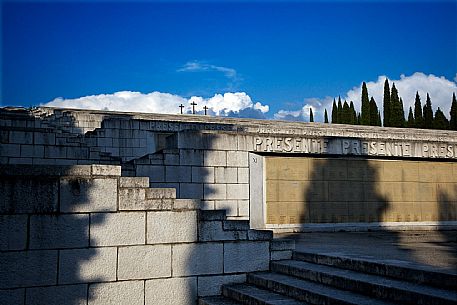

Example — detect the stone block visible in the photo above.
[9,157,33,164]
[146,187,176,199]
[180,183,203,199]
[26,284,87,305]
[271,250,293,261]
[145,277,197,305]
[66,147,89,160]
[91,165,121,176]
[248,229,273,240]
[199,221,247,242]
[226,184,249,200]
[90,212,145,246]
[119,188,146,210]
[0,215,27,251]
[173,199,200,210]
[238,200,250,217]
[60,178,117,212]
[192,166,215,183]
[59,247,117,284]
[198,274,246,297]
[34,132,56,145]
[204,133,238,150]
[227,151,249,167]
[20,145,44,158]
[0,250,57,289]
[180,149,203,166]
[30,214,89,249]
[88,281,144,305]
[147,210,197,244]
[9,131,33,144]
[0,176,59,214]
[1,289,24,304]
[215,200,237,217]
[118,245,171,280]
[270,239,295,251]
[119,177,149,187]
[199,209,226,221]
[237,168,249,183]
[172,243,223,276]
[224,242,269,273]
[136,165,165,183]
[204,184,227,200]
[0,143,21,157]
[165,166,191,182]
[215,167,237,184]
[164,153,180,165]
[44,146,67,159]
[200,200,215,210]
[204,150,226,167]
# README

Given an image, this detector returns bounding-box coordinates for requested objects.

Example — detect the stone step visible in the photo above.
[247,272,395,305]
[293,251,457,290]
[119,177,149,188]
[145,187,176,199]
[272,260,457,305]
[199,210,227,221]
[223,220,250,231]
[222,283,307,305]
[198,296,242,305]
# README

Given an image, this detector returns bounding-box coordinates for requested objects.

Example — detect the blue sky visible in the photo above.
[2,1,457,121]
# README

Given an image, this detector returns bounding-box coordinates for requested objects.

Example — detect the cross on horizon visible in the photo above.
[179,104,185,114]
[190,101,197,114]
[203,106,209,115]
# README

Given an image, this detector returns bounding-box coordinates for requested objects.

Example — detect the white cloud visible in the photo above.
[274,96,334,122]
[274,72,457,122]
[42,91,269,119]
[178,61,239,81]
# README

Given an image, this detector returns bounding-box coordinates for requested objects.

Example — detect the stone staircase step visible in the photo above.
[119,177,149,188]
[223,220,250,231]
[222,283,308,305]
[145,187,176,199]
[247,272,395,305]
[272,259,457,305]
[199,210,227,221]
[293,251,457,290]
[199,295,242,305]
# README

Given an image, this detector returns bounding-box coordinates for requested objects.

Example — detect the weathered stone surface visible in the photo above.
[226,184,249,200]
[29,214,89,249]
[147,211,197,244]
[227,151,249,167]
[145,187,176,199]
[192,166,215,183]
[237,167,249,184]
[270,239,295,251]
[173,199,200,210]
[0,215,27,251]
[198,274,246,297]
[26,284,87,305]
[166,165,191,182]
[0,250,58,289]
[0,288,24,305]
[215,200,237,217]
[0,176,59,214]
[199,221,247,242]
[60,178,117,212]
[224,242,270,273]
[204,150,226,167]
[90,212,145,246]
[180,183,203,199]
[136,165,165,182]
[271,250,293,260]
[59,247,117,284]
[118,187,146,210]
[215,167,237,184]
[145,277,197,305]
[172,243,223,276]
[88,281,144,305]
[118,245,171,280]
[119,176,149,187]
[204,184,227,200]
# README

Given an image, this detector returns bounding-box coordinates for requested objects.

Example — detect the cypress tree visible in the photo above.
[377,111,382,126]
[357,113,361,125]
[423,93,434,129]
[414,91,423,128]
[309,108,314,122]
[433,107,449,130]
[399,97,405,127]
[324,109,329,123]
[337,96,343,123]
[390,83,402,127]
[383,78,391,127]
[331,99,338,123]
[361,82,370,125]
[369,97,379,126]
[450,93,457,130]
[342,101,350,124]
[407,107,415,128]
[349,101,356,125]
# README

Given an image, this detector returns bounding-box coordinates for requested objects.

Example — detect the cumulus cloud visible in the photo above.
[43,91,269,119]
[275,72,457,122]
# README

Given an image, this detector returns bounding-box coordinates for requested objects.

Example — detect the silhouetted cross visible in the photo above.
[190,101,197,114]
[179,104,185,114]
[203,106,209,115]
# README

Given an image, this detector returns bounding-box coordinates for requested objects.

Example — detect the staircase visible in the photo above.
[200,250,457,305]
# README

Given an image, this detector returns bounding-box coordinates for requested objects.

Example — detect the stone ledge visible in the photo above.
[0,164,121,177]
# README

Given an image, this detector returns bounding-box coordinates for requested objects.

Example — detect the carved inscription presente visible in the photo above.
[254,136,457,159]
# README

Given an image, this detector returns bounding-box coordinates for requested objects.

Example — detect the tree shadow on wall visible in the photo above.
[0,108,108,305]
[437,187,457,269]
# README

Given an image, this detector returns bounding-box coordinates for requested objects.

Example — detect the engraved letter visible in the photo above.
[284,138,293,152]
[369,142,377,155]
[254,137,263,151]
[342,140,350,154]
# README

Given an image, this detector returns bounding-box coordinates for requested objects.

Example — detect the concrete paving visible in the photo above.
[276,230,457,272]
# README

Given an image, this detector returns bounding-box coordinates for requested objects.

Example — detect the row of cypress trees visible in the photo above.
[315,79,457,130]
